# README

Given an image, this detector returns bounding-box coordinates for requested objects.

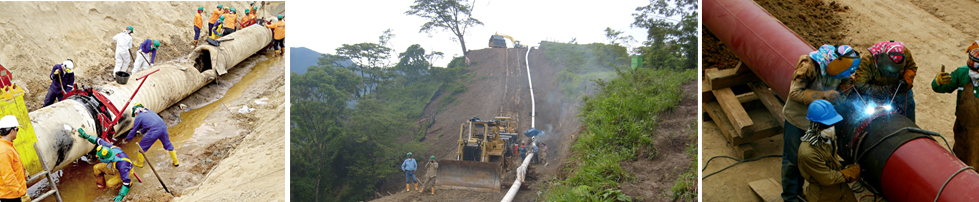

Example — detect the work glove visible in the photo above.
[897,80,911,93]
[838,78,855,93]
[77,128,98,144]
[840,164,861,183]
[936,65,952,85]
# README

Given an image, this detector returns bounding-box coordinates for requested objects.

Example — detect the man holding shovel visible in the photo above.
[77,128,135,202]
[132,39,160,75]
[112,26,134,78]
[125,103,179,167]
[42,59,74,107]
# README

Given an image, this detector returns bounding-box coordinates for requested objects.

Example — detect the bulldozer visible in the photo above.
[488,33,527,49]
[437,117,519,192]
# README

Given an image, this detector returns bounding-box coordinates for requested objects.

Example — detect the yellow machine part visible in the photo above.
[1,84,42,175]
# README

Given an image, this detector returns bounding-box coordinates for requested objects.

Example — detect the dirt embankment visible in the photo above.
[704,0,978,201]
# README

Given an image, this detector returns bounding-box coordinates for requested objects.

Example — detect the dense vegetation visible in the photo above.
[543,0,698,201]
[290,36,468,201]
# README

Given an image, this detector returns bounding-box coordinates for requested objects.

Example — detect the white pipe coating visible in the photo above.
[502,47,537,202]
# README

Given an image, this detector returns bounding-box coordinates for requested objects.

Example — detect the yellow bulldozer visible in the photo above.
[437,117,519,192]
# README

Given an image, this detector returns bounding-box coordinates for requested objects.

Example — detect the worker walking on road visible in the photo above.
[420,156,438,195]
[781,44,860,202]
[0,116,29,202]
[78,128,134,202]
[932,40,979,168]
[193,6,204,46]
[112,26,134,76]
[43,59,75,107]
[853,40,918,121]
[266,14,285,57]
[132,39,159,75]
[401,152,419,192]
[798,100,861,202]
[125,103,179,167]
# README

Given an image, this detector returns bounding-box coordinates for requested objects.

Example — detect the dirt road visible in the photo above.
[703,0,977,201]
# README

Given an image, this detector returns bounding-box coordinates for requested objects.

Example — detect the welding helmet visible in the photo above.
[826,45,860,79]
[874,41,906,78]
[806,99,843,125]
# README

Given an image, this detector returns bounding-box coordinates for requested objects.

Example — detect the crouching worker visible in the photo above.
[798,100,861,202]
[77,128,134,202]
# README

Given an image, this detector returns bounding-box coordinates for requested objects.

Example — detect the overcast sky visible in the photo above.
[291,0,667,67]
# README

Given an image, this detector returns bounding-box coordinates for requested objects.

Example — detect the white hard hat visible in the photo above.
[0,115,20,129]
[63,59,74,73]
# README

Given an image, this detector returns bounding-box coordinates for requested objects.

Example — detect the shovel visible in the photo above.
[135,143,175,196]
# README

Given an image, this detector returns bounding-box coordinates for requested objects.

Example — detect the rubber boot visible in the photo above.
[431,188,435,195]
[405,184,410,192]
[414,183,418,191]
[419,186,424,193]
[169,150,180,167]
[133,152,145,168]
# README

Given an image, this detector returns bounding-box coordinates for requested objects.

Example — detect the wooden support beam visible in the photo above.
[704,101,737,143]
[714,88,754,136]
[706,63,760,90]
[748,82,786,127]
[736,92,758,103]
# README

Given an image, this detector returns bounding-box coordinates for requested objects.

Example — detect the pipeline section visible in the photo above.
[705,0,979,200]
[26,25,272,174]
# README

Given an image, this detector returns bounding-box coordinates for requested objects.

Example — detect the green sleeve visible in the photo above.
[933,66,971,93]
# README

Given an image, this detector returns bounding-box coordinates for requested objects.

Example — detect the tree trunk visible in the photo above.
[458,35,468,56]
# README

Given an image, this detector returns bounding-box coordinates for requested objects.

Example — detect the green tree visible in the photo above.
[604,27,637,47]
[395,44,432,84]
[336,42,392,97]
[405,0,483,56]
[632,0,697,69]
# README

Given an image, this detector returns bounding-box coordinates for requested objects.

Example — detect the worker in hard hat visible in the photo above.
[208,4,224,36]
[852,40,918,121]
[77,128,134,202]
[798,100,860,202]
[210,16,225,40]
[531,140,539,164]
[240,8,254,28]
[519,141,527,161]
[125,103,179,167]
[401,152,419,192]
[781,44,860,202]
[539,141,548,165]
[132,39,159,75]
[419,156,438,194]
[222,7,238,35]
[112,26,134,77]
[0,116,28,202]
[266,14,285,56]
[43,59,75,107]
[932,40,979,168]
[193,6,204,46]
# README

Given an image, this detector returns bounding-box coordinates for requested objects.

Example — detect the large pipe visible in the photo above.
[26,25,272,174]
[703,0,813,99]
[705,0,979,200]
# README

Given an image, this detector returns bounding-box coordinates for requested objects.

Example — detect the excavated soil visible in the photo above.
[0,2,285,201]
[703,0,975,201]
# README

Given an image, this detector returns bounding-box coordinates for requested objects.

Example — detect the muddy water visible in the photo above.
[32,56,276,202]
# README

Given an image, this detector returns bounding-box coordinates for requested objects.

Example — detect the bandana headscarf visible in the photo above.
[810,45,858,76]
[801,123,836,146]
[868,41,906,63]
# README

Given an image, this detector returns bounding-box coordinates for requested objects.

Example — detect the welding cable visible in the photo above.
[935,166,974,202]
[702,154,782,180]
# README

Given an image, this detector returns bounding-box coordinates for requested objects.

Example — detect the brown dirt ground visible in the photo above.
[0,2,285,201]
[703,0,974,201]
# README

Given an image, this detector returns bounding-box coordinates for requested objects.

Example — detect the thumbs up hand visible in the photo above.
[936,64,952,85]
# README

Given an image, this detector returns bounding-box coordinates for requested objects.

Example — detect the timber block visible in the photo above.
[714,88,754,136]
[749,178,784,202]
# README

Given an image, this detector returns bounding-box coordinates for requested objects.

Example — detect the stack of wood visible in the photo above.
[702,62,786,159]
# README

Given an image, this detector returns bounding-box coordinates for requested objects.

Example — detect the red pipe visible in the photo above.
[703,0,814,99]
[705,0,979,200]
[880,138,979,202]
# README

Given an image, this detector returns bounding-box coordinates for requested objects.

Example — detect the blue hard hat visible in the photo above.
[806,99,843,125]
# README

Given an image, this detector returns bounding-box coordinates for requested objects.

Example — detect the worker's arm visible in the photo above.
[799,148,847,186]
[0,150,16,194]
[64,73,74,91]
[787,56,838,105]
[933,67,970,93]
[126,117,142,141]
[150,49,157,64]
[901,49,918,90]
[401,160,406,172]
[49,65,58,80]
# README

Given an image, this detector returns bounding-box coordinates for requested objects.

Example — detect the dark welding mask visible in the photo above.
[876,51,905,78]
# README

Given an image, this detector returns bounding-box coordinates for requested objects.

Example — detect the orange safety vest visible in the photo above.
[223,13,238,29]
[0,140,25,198]
[208,8,222,24]
[266,20,285,39]
[194,13,203,29]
